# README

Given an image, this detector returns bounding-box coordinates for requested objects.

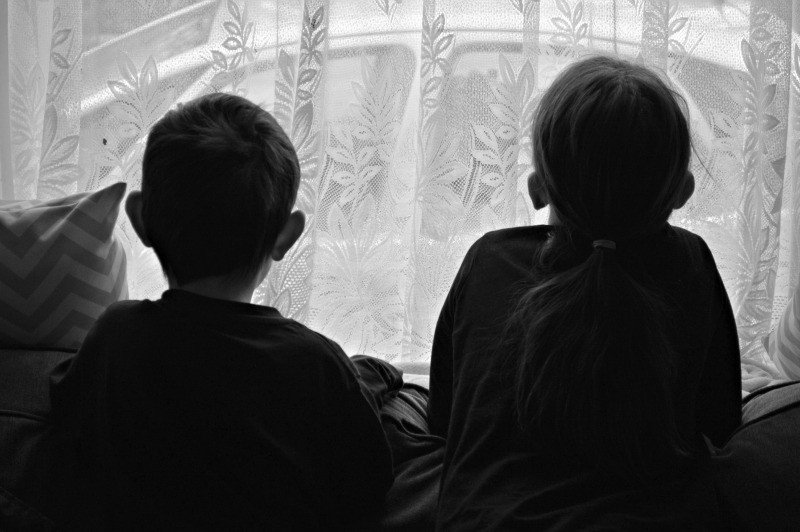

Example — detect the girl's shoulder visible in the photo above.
[464,225,551,266]
[472,225,552,254]
[648,224,721,286]
[662,224,715,264]
[454,225,552,287]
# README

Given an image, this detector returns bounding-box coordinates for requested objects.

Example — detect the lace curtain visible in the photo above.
[2,0,799,379]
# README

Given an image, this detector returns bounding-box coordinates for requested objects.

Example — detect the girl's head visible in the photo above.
[529,56,694,240]
[512,57,699,483]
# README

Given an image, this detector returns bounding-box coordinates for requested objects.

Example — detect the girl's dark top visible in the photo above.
[50,289,393,530]
[428,225,742,531]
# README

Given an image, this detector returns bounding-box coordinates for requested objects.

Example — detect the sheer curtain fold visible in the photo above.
[3,0,799,379]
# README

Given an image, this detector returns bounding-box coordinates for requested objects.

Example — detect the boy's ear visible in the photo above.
[673,171,695,209]
[271,211,305,262]
[125,191,152,247]
[527,172,548,210]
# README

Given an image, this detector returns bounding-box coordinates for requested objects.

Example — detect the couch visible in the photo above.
[0,348,442,530]
[0,349,73,530]
[5,343,800,530]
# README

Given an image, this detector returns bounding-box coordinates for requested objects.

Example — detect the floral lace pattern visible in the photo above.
[3,0,799,381]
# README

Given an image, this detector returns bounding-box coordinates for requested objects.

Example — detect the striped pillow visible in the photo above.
[764,287,800,379]
[0,183,128,349]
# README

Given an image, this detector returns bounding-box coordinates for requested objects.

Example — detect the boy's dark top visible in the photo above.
[51,289,393,530]
[428,225,742,530]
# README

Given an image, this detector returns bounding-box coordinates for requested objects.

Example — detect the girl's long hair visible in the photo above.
[512,56,696,481]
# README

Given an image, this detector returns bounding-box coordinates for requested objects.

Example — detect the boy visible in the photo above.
[51,93,393,529]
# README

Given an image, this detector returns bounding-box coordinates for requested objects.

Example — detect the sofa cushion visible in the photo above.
[0,349,74,418]
[711,381,800,530]
[0,483,53,531]
[763,285,800,379]
[741,380,800,423]
[0,349,75,524]
[0,183,128,350]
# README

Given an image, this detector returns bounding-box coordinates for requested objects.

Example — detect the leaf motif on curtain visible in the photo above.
[418,11,457,235]
[374,0,403,20]
[95,53,175,300]
[404,10,461,360]
[550,0,588,54]
[507,0,536,18]
[91,52,173,196]
[32,6,82,200]
[10,65,45,198]
[255,3,326,321]
[48,9,76,95]
[473,54,537,225]
[107,54,175,141]
[421,14,454,94]
[733,4,786,363]
[642,3,685,52]
[415,121,465,240]
[311,51,405,356]
[471,124,515,208]
[326,125,383,206]
[351,56,404,164]
[37,105,81,200]
[323,58,401,209]
[273,46,323,211]
[316,197,403,358]
[208,0,256,97]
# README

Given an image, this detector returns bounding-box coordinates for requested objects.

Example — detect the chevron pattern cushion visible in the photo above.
[0,183,128,349]
[764,286,800,379]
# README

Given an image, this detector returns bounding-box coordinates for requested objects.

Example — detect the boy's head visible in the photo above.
[126,93,303,291]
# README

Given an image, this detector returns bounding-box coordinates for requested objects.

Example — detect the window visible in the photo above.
[3,0,795,382]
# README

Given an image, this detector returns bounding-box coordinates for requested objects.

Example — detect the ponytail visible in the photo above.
[513,56,699,481]
[511,228,695,482]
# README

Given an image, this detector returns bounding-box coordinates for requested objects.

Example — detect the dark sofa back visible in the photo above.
[0,348,74,528]
[712,381,800,530]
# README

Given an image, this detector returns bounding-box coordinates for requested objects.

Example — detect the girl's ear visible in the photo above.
[673,171,695,209]
[125,191,152,247]
[527,172,549,210]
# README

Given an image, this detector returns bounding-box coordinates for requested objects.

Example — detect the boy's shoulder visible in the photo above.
[88,298,157,332]
[287,324,359,380]
[94,297,163,329]
[244,317,361,390]
[89,297,359,381]
[101,296,345,350]
[78,298,167,355]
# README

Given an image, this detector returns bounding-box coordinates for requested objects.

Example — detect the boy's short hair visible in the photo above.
[141,93,301,286]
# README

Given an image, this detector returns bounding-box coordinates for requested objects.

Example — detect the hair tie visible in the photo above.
[592,239,616,251]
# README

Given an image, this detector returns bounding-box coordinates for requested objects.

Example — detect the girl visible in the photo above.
[427,56,741,530]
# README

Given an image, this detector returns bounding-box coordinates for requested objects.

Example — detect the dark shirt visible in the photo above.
[428,225,742,531]
[51,289,393,530]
